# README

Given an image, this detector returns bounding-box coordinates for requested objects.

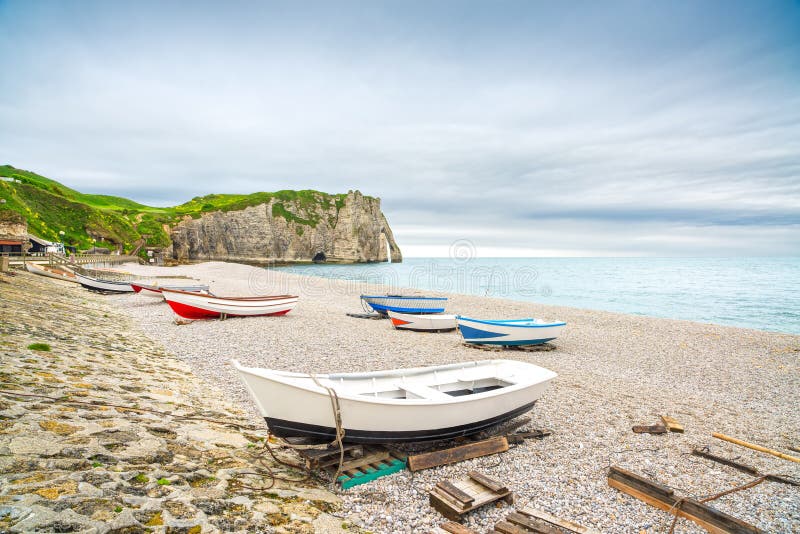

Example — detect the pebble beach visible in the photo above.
[106,260,800,533]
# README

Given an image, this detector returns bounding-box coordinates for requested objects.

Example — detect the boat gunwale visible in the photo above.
[457,316,567,328]
[361,295,448,301]
[161,288,297,301]
[76,273,134,286]
[387,311,458,321]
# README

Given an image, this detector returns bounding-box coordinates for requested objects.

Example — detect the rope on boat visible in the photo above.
[309,373,347,485]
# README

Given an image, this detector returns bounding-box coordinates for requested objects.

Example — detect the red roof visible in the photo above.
[0,240,24,245]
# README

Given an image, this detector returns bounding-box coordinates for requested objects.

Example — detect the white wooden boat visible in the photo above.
[457,316,566,346]
[161,288,298,319]
[388,310,457,332]
[233,359,557,443]
[25,262,78,283]
[75,272,135,293]
[361,295,447,315]
[131,282,210,298]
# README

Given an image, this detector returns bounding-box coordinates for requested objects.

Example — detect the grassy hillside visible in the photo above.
[0,165,356,254]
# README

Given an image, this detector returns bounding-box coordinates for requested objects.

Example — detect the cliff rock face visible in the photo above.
[0,210,28,241]
[166,191,402,263]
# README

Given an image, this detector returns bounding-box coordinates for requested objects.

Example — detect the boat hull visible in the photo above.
[234,359,556,444]
[265,401,536,443]
[162,289,298,319]
[361,295,447,315]
[388,311,457,332]
[457,316,566,346]
[75,273,134,293]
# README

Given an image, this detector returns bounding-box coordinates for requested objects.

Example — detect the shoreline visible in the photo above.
[267,257,800,336]
[108,260,799,533]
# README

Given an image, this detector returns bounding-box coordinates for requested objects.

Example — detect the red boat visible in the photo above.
[161,288,299,319]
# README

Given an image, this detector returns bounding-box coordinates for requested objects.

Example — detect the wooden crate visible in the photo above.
[430,471,514,521]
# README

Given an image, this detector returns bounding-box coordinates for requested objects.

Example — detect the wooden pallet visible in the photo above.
[491,507,600,534]
[430,471,514,521]
[462,342,557,352]
[284,437,366,470]
[334,447,407,489]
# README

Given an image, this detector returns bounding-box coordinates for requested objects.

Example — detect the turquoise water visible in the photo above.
[271,257,800,335]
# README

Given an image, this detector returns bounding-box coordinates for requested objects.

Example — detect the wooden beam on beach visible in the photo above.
[437,522,479,534]
[660,415,684,433]
[691,448,799,486]
[607,466,765,534]
[712,433,800,463]
[516,507,600,534]
[632,423,667,434]
[408,436,509,471]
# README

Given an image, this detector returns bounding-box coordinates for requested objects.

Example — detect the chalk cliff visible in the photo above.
[166,190,402,263]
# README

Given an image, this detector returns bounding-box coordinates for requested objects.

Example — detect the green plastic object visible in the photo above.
[337,458,407,489]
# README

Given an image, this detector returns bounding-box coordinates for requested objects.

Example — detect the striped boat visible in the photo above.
[75,272,135,293]
[457,316,566,346]
[360,295,447,315]
[388,311,457,332]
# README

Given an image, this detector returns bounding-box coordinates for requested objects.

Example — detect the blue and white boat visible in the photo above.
[457,316,566,346]
[361,295,447,315]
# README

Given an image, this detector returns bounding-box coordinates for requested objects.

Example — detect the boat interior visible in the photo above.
[321,362,523,401]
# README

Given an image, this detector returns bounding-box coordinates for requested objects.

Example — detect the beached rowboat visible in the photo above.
[233,359,557,443]
[161,288,298,319]
[457,316,566,346]
[361,295,447,315]
[131,282,211,298]
[75,272,135,293]
[25,262,78,283]
[388,310,457,332]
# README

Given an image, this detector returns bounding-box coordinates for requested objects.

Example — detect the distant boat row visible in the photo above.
[363,295,566,346]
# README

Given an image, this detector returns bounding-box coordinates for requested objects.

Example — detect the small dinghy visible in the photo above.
[131,282,210,298]
[233,359,557,443]
[25,262,78,283]
[75,272,135,293]
[161,288,298,319]
[361,295,447,315]
[457,316,566,346]
[388,310,457,332]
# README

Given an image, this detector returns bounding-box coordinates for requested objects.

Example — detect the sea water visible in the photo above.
[270,257,800,335]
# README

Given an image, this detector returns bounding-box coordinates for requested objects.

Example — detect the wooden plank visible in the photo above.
[660,415,684,433]
[468,471,508,493]
[439,521,478,534]
[632,424,667,434]
[336,450,392,472]
[712,432,800,463]
[494,521,529,534]
[608,466,765,534]
[691,448,799,486]
[506,511,562,533]
[408,436,509,471]
[517,507,600,534]
[430,491,465,521]
[474,416,531,440]
[437,481,475,507]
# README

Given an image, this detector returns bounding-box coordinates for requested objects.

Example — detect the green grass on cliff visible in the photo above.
[0,164,362,253]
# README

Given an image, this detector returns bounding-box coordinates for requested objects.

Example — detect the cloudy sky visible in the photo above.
[1,1,798,256]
